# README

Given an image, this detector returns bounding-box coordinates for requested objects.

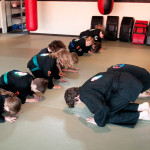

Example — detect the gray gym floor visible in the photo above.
[0,33,150,150]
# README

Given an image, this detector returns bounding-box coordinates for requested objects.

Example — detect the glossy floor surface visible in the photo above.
[0,33,150,150]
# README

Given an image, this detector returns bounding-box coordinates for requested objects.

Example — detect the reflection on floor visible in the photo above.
[0,33,150,150]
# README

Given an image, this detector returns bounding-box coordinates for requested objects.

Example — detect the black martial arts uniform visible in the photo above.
[107,64,150,93]
[0,70,34,104]
[79,71,143,128]
[68,38,91,56]
[0,95,5,123]
[38,48,50,54]
[79,29,102,51]
[79,29,102,42]
[27,53,60,89]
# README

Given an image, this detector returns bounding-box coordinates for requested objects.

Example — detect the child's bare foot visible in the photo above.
[88,51,93,54]
[139,110,150,120]
[100,48,104,52]
[138,102,150,112]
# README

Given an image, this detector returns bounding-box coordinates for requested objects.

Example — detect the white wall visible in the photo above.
[0,2,2,28]
[0,1,150,35]
[0,0,8,33]
[31,1,150,36]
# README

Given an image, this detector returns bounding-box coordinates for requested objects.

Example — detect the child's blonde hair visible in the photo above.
[50,49,73,68]
[85,36,94,45]
[71,52,79,64]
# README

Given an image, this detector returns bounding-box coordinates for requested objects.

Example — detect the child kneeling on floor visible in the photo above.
[38,40,66,54]
[27,49,73,89]
[68,36,94,56]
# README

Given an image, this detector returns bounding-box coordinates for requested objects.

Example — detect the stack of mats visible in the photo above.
[132,20,148,44]
[105,16,119,41]
[91,16,103,29]
[119,17,134,42]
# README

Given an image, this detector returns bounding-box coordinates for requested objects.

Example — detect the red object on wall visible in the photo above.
[132,20,148,44]
[98,0,114,15]
[25,0,38,31]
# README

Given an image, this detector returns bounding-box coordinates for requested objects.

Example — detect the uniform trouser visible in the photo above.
[106,103,139,128]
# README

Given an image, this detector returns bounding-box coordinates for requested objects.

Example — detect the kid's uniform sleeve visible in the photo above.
[18,90,34,104]
[52,65,61,80]
[17,94,26,104]
[80,91,110,127]
[83,46,92,53]
[43,58,56,89]
[93,99,110,127]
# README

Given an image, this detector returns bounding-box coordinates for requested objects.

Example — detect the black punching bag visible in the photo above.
[98,0,114,15]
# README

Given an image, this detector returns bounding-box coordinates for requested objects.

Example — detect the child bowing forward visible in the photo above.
[68,36,94,56]
[0,70,48,104]
[27,49,73,89]
[0,94,22,123]
[79,29,104,52]
[38,40,66,54]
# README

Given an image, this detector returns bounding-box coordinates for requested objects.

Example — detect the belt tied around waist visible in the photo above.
[31,55,42,72]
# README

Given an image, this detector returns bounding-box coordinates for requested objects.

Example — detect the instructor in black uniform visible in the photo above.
[64,71,150,128]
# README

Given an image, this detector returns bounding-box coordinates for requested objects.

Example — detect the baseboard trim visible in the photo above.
[29,32,79,37]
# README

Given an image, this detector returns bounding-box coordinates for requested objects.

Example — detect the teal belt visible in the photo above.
[4,72,8,85]
[31,55,42,72]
